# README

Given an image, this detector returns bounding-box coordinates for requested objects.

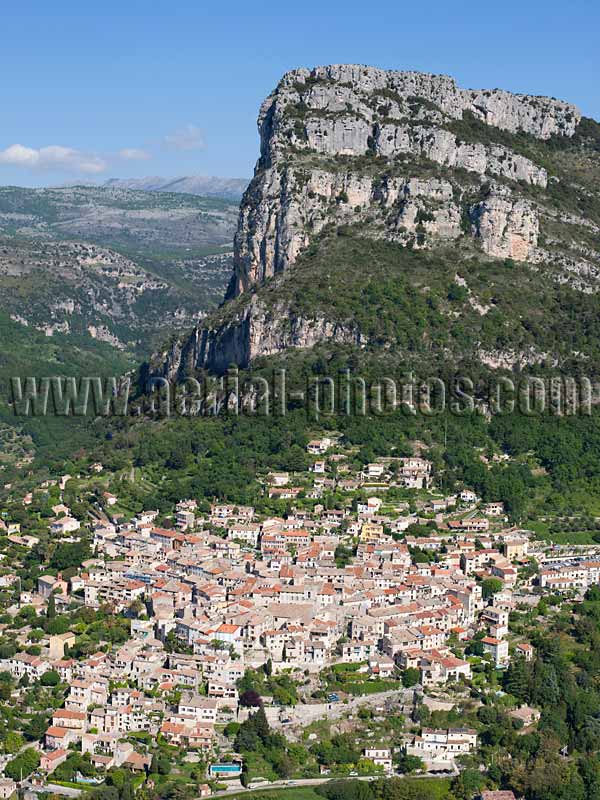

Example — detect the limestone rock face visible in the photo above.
[469,185,539,262]
[229,64,577,298]
[465,87,579,138]
[259,65,579,159]
[154,64,588,377]
[159,295,364,376]
[305,120,547,187]
[231,168,463,295]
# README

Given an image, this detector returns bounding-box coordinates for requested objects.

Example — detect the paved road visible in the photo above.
[46,784,83,797]
[25,782,82,797]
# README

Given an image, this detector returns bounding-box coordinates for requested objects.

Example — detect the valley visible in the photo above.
[0,185,239,470]
[1,61,600,800]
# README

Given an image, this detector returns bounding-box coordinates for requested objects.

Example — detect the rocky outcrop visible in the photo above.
[88,324,126,350]
[469,185,539,261]
[259,65,580,163]
[231,168,464,294]
[229,65,577,297]
[159,295,364,376]
[156,64,591,377]
[304,120,547,185]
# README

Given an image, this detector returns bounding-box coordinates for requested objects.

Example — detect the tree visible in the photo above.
[46,615,70,635]
[270,674,298,706]
[23,713,48,741]
[47,593,56,620]
[396,751,425,774]
[2,731,25,754]
[503,657,531,702]
[40,670,61,687]
[531,659,561,707]
[127,598,145,618]
[335,544,354,568]
[273,752,295,778]
[312,733,360,766]
[317,779,374,800]
[401,668,420,688]
[252,706,270,740]
[586,585,600,602]
[50,540,91,570]
[239,770,250,788]
[0,672,14,702]
[237,668,264,694]
[4,748,40,781]
[235,725,259,752]
[234,706,271,753]
[223,722,240,738]
[0,644,16,660]
[120,781,134,800]
[285,445,308,472]
[452,768,486,800]
[466,640,485,656]
[481,577,503,600]
[239,689,262,707]
[150,753,171,775]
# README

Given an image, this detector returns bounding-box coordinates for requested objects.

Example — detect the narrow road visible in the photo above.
[25,782,82,797]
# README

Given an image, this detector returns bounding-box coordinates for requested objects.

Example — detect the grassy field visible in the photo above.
[541,531,598,545]
[528,520,598,545]
[226,787,322,800]
[322,663,403,697]
[224,777,452,800]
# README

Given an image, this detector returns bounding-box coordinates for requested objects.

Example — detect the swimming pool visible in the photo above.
[209,764,242,775]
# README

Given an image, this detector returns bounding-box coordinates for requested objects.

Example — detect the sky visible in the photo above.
[1,0,598,187]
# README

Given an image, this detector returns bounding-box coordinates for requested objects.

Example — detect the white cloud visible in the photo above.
[0,144,40,167]
[0,128,204,175]
[0,143,107,174]
[118,147,151,161]
[163,124,205,151]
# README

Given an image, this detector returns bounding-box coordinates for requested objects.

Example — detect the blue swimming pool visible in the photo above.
[210,764,242,775]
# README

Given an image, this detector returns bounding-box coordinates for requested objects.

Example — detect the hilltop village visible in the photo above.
[0,434,598,800]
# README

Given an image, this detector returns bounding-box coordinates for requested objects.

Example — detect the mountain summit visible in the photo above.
[156,65,600,377]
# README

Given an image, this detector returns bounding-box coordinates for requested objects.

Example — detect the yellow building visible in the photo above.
[361,522,384,542]
[502,538,529,561]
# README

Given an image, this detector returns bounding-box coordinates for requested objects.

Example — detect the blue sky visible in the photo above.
[1,0,598,186]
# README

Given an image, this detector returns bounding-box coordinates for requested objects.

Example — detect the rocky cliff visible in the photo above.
[229,65,578,297]
[155,65,600,378]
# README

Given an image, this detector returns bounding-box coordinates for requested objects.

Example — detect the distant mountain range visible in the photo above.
[101,175,249,199]
[0,184,237,355]
[0,182,238,471]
